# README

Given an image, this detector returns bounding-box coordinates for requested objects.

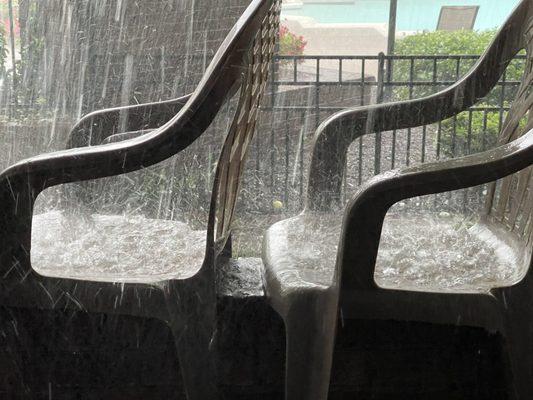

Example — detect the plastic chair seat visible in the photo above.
[264,212,525,295]
[31,211,206,283]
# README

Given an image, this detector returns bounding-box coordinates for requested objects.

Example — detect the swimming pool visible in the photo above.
[282,0,521,31]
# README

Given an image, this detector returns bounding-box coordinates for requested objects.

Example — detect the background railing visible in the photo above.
[239,53,526,214]
[10,53,525,223]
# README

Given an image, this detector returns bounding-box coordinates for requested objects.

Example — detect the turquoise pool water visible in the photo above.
[282,0,520,31]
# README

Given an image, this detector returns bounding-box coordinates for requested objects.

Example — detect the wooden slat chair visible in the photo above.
[0,0,280,398]
[263,0,533,398]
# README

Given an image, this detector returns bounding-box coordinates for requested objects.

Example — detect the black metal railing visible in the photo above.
[6,53,523,218]
[239,53,526,213]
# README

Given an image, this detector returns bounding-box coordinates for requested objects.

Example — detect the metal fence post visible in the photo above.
[8,0,18,113]
[375,52,386,175]
[386,0,397,102]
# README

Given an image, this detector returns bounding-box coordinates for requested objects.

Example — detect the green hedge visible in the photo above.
[393,29,525,156]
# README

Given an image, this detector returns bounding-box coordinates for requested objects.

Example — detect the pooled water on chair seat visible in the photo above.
[31,211,207,283]
[375,213,524,293]
[268,212,525,293]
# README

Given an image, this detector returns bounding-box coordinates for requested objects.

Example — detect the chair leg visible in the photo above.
[499,281,533,400]
[504,319,533,400]
[165,278,218,400]
[283,289,338,400]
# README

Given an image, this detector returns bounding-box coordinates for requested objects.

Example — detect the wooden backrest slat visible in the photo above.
[486,13,533,238]
[527,210,533,246]
[213,1,280,248]
[492,175,514,222]
[509,168,532,229]
[516,178,533,235]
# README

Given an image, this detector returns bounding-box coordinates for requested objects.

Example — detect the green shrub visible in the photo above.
[439,111,501,156]
[393,29,525,156]
[396,29,496,56]
[279,25,307,57]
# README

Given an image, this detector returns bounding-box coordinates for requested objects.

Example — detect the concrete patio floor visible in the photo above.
[0,296,508,399]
